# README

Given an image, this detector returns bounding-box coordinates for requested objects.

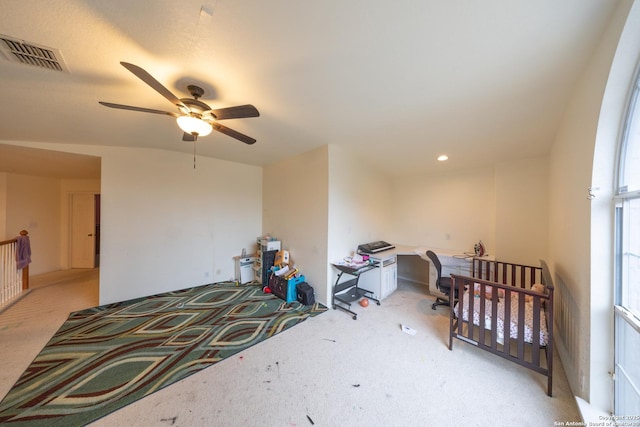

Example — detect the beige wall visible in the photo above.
[390,167,496,254]
[0,171,101,275]
[262,144,550,305]
[262,145,330,303]
[98,147,262,304]
[5,174,61,275]
[327,145,393,303]
[3,141,263,305]
[262,144,395,306]
[0,173,6,240]
[388,158,548,267]
[494,157,549,265]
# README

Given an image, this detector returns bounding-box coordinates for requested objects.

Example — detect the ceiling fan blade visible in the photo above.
[120,62,188,111]
[99,101,180,117]
[182,132,197,142]
[210,104,260,120]
[212,123,256,145]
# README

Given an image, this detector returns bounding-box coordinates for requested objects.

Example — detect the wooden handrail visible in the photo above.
[0,229,28,246]
[0,237,18,246]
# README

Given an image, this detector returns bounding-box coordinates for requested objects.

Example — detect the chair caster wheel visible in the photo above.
[376,301,380,306]
[432,303,437,310]
[352,315,357,320]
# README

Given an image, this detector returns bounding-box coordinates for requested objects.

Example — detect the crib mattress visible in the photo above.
[455,291,549,346]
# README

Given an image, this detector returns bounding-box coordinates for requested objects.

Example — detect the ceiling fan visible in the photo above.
[99,62,259,144]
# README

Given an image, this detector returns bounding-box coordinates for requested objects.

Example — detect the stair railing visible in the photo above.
[0,230,30,306]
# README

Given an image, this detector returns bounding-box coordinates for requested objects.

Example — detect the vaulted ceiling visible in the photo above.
[0,0,620,179]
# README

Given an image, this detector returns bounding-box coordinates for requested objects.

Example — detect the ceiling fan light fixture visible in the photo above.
[176,115,212,137]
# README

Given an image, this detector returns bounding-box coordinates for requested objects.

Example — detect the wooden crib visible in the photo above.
[449,259,554,396]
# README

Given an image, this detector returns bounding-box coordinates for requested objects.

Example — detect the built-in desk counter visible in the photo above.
[362,244,493,299]
[348,243,493,301]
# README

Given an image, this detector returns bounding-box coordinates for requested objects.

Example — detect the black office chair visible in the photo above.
[426,250,454,310]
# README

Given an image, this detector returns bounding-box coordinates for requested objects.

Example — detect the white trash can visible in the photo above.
[238,256,256,284]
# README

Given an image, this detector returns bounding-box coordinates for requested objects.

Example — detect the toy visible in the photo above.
[274,250,290,267]
[359,298,369,307]
[531,283,545,293]
[525,283,545,303]
[473,283,504,300]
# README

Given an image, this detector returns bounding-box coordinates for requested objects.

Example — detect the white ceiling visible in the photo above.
[0,0,619,179]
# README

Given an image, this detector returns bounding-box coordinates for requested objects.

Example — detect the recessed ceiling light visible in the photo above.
[437,155,448,161]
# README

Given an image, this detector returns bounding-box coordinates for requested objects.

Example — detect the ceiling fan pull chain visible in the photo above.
[193,141,197,169]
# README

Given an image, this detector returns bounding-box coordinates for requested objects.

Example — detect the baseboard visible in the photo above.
[0,289,32,314]
[575,396,609,423]
[397,275,428,287]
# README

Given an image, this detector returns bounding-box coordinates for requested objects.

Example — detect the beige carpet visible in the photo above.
[0,270,582,426]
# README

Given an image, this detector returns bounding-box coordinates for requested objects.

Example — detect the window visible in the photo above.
[614,65,640,417]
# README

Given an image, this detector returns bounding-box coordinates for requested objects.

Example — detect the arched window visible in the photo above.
[614,63,640,416]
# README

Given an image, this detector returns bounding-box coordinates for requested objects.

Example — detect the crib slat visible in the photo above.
[546,280,554,396]
[517,292,525,360]
[456,279,464,337]
[490,285,498,350]
[467,278,476,342]
[532,296,541,366]
[458,278,467,337]
[503,287,512,356]
[491,286,498,350]
[450,276,463,346]
[478,282,486,345]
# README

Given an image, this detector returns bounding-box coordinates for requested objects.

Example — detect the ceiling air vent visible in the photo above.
[0,34,69,72]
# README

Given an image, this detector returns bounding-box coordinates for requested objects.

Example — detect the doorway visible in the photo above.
[70,193,100,269]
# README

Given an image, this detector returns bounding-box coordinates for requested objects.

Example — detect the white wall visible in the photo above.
[590,0,640,415]
[263,145,330,304]
[99,147,262,304]
[390,167,496,254]
[549,0,633,415]
[494,157,549,265]
[327,145,393,303]
[262,144,394,306]
[262,145,549,306]
[389,159,548,266]
[5,174,61,274]
[3,141,263,305]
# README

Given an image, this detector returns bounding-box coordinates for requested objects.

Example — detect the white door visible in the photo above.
[70,193,96,268]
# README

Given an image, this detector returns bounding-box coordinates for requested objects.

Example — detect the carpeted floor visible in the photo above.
[1,269,584,426]
[0,281,325,426]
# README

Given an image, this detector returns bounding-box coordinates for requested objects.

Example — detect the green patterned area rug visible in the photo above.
[0,282,326,426]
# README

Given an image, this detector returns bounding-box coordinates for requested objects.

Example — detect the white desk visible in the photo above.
[359,244,493,299]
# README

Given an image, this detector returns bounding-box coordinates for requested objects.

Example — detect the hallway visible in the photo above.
[0,268,99,399]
